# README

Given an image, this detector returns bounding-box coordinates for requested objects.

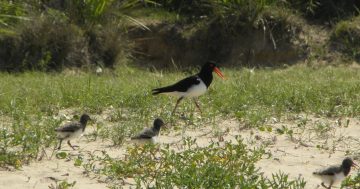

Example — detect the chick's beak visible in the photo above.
[352,162,359,169]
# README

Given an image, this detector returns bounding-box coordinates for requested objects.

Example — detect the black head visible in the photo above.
[342,158,355,168]
[199,61,225,79]
[341,158,358,175]
[80,114,91,125]
[153,118,165,131]
[200,61,217,73]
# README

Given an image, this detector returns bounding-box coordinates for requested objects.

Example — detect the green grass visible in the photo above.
[1,64,360,187]
[2,65,360,118]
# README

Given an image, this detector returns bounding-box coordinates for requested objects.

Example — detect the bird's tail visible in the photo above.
[152,86,174,95]
[312,171,320,175]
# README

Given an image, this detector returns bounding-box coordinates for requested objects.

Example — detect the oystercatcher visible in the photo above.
[55,114,91,150]
[131,118,165,144]
[313,157,359,189]
[152,61,225,114]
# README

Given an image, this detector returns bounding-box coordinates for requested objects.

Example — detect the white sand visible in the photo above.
[1,114,359,189]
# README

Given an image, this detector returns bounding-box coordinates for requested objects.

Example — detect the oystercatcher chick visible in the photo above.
[313,157,359,189]
[131,118,165,144]
[152,61,225,115]
[55,114,91,150]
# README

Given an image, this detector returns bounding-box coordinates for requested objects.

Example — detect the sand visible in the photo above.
[0,114,359,189]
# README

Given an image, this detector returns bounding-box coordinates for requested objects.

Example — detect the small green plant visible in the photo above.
[268,171,306,189]
[341,172,360,188]
[0,111,59,168]
[235,107,271,128]
[313,121,332,138]
[48,180,77,189]
[276,125,294,137]
[82,136,305,188]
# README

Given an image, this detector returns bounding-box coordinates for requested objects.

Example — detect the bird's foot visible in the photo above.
[67,141,79,150]
[70,145,79,150]
[320,183,328,189]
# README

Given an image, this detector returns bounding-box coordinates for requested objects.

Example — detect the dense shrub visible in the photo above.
[0,11,89,71]
[287,0,360,22]
[0,0,135,72]
[41,0,114,25]
[0,1,28,36]
[330,16,360,61]
[151,0,213,16]
[87,22,131,69]
[151,0,360,24]
[151,0,281,26]
[1,0,360,71]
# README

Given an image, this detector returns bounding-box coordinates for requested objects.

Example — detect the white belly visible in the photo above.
[130,137,157,145]
[314,172,345,185]
[333,172,346,183]
[57,129,83,140]
[167,80,207,98]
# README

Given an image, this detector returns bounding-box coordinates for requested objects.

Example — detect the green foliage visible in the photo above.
[342,172,360,189]
[40,0,146,26]
[151,0,286,29]
[0,10,88,71]
[0,0,141,71]
[0,7,131,71]
[0,112,60,167]
[53,0,115,25]
[211,0,279,26]
[0,0,359,71]
[48,180,77,189]
[86,22,130,68]
[268,171,306,189]
[84,137,305,188]
[0,1,29,36]
[0,1,27,24]
[331,16,360,61]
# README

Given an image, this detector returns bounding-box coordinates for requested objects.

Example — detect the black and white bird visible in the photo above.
[313,157,359,189]
[131,118,165,144]
[55,114,91,150]
[152,61,225,114]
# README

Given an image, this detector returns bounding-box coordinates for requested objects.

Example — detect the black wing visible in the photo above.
[55,122,81,132]
[313,166,341,176]
[152,75,200,95]
[131,128,157,139]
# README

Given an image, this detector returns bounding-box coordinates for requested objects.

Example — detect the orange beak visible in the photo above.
[213,67,225,79]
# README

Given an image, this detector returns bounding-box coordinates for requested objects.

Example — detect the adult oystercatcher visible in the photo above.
[55,114,91,150]
[313,157,359,189]
[152,61,225,114]
[131,118,165,144]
